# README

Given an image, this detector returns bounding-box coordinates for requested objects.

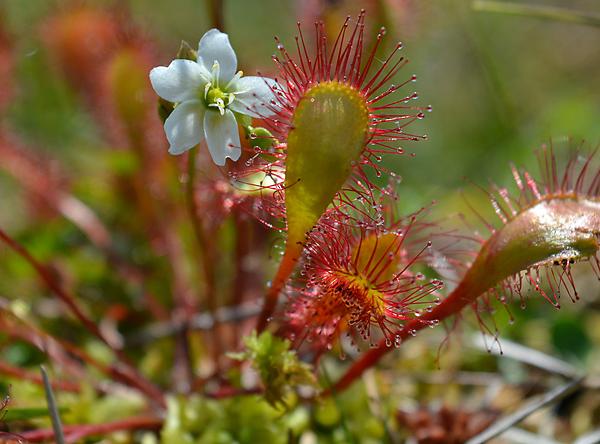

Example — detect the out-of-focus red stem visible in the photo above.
[186,150,216,310]
[0,361,80,393]
[0,129,170,321]
[207,0,225,30]
[0,304,164,402]
[19,416,162,443]
[0,228,110,348]
[185,148,222,382]
[230,212,252,344]
[0,227,165,407]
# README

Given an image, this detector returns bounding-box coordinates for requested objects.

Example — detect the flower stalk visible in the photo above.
[257,241,304,332]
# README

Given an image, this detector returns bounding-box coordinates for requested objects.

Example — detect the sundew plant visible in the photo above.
[1,1,600,443]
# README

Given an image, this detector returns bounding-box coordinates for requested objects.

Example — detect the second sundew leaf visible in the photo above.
[285,81,369,246]
[454,198,600,309]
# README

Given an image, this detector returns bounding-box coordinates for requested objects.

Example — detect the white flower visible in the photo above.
[149,29,278,166]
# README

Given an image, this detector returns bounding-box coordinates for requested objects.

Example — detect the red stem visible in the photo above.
[256,241,303,332]
[18,416,162,443]
[0,360,80,393]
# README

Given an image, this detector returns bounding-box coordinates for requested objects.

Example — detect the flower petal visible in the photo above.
[229,76,279,118]
[164,100,205,155]
[149,59,210,103]
[197,29,237,86]
[203,109,241,166]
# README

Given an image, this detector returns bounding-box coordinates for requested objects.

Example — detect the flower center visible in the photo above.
[335,272,387,316]
[204,85,234,115]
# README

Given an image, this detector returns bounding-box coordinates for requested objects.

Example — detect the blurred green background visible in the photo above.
[2,0,599,219]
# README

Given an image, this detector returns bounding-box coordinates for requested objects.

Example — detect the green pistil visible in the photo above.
[204,85,234,115]
[205,87,225,104]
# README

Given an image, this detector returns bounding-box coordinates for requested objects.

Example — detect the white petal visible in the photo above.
[164,100,205,155]
[203,109,241,166]
[229,76,279,118]
[197,29,237,86]
[149,59,210,103]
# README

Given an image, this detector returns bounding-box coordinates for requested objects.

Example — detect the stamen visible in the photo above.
[225,70,244,90]
[216,98,225,115]
[211,60,220,87]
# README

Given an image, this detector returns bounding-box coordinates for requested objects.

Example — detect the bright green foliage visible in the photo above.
[1,378,145,431]
[312,383,387,444]
[160,395,293,444]
[62,384,146,426]
[230,331,317,407]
